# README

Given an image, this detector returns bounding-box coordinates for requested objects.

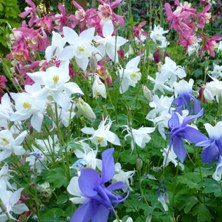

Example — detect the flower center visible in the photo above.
[53,75,59,84]
[97,137,103,143]
[0,137,10,145]
[23,102,31,109]
[78,46,85,52]
[131,73,137,78]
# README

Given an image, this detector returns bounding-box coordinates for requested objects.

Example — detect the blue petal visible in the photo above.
[92,204,109,222]
[168,112,179,129]
[101,148,115,184]
[107,181,127,191]
[193,97,201,114]
[183,126,208,144]
[182,109,204,126]
[79,168,100,197]
[70,201,95,222]
[201,143,219,163]
[172,136,187,162]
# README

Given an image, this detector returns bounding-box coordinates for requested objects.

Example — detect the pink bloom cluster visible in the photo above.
[164,0,222,58]
[6,0,125,87]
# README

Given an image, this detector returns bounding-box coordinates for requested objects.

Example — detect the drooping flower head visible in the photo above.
[67,148,128,222]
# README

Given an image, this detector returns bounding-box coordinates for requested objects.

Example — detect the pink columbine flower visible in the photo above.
[19,0,37,27]
[35,14,54,33]
[200,36,222,58]
[97,0,124,26]
[197,1,212,29]
[133,21,148,44]
[55,3,78,32]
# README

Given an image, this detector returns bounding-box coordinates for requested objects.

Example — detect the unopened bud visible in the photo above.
[142,85,153,102]
[136,158,143,171]
[76,98,96,121]
[89,53,98,74]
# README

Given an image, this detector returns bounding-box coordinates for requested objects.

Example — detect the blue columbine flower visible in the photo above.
[69,148,128,222]
[168,109,207,162]
[196,121,222,163]
[170,79,201,115]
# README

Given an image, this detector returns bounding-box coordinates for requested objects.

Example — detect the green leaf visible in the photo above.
[177,172,201,189]
[177,196,198,214]
[38,208,64,222]
[201,178,222,197]
[192,204,212,222]
[43,166,69,189]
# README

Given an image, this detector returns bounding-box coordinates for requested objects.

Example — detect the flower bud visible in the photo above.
[136,158,143,171]
[76,98,96,121]
[142,85,153,102]
[92,75,107,99]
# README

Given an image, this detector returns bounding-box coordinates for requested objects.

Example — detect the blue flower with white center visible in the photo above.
[171,79,201,115]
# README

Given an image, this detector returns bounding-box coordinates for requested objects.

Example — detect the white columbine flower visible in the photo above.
[92,75,107,99]
[10,92,46,132]
[160,57,186,80]
[0,93,14,128]
[94,20,128,63]
[146,95,174,139]
[148,57,186,93]
[81,116,121,147]
[162,146,184,170]
[118,56,141,94]
[0,129,27,161]
[0,187,29,221]
[124,126,155,150]
[0,164,14,190]
[27,62,83,111]
[203,78,222,102]
[45,31,66,62]
[61,27,96,71]
[113,162,135,188]
[208,63,222,79]
[72,142,101,170]
[150,25,169,48]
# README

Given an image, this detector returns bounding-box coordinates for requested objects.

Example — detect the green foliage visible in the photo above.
[0,0,20,56]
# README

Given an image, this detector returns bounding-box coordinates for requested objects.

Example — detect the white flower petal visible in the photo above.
[103,20,114,38]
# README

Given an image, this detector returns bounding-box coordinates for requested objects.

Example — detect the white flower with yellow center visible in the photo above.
[0,129,27,161]
[10,92,45,132]
[81,116,121,147]
[27,62,83,111]
[124,125,155,150]
[94,20,128,63]
[60,27,96,71]
[118,56,141,94]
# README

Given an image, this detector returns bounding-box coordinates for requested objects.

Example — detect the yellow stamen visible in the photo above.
[97,137,103,143]
[131,73,137,78]
[79,46,85,52]
[53,75,59,84]
[23,102,31,109]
